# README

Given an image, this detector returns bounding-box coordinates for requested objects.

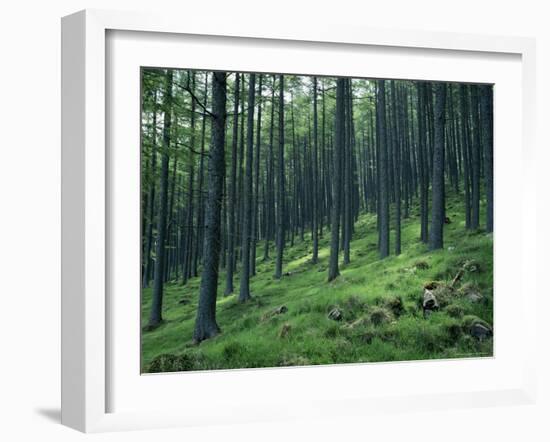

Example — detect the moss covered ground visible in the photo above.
[141,193,493,373]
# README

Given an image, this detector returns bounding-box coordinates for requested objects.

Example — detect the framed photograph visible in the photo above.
[61,9,537,433]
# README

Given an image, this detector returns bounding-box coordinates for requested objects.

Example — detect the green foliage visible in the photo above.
[369,306,393,326]
[141,193,493,372]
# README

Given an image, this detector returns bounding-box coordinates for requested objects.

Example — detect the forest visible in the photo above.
[140,68,494,373]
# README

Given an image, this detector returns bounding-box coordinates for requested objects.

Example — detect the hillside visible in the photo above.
[141,194,493,372]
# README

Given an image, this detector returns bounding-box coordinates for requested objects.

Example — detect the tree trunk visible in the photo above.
[429,83,446,250]
[142,90,158,288]
[470,85,481,230]
[378,80,390,258]
[251,75,262,276]
[417,82,429,243]
[225,73,240,295]
[343,79,352,264]
[239,74,256,302]
[274,75,285,279]
[192,71,227,343]
[182,73,196,285]
[391,81,402,255]
[328,78,345,281]
[194,72,209,276]
[148,70,173,328]
[263,77,276,261]
[311,76,319,264]
[480,85,493,233]
[459,84,472,229]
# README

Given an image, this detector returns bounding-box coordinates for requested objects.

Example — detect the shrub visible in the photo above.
[148,353,196,373]
[385,296,404,317]
[414,327,443,353]
[344,295,367,312]
[414,260,430,270]
[222,341,245,360]
[444,304,465,319]
[279,323,292,339]
[461,315,491,332]
[324,323,341,338]
[444,321,463,343]
[370,307,392,326]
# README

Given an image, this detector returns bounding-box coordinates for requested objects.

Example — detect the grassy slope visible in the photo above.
[141,193,493,372]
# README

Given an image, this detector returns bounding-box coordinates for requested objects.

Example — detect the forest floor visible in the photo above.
[141,193,493,373]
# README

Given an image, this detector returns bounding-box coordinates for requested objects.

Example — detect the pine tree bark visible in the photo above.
[343,79,352,264]
[225,73,240,295]
[480,85,493,232]
[239,74,256,302]
[378,80,390,258]
[429,83,447,250]
[328,78,345,281]
[142,90,158,288]
[263,77,276,261]
[459,84,472,229]
[148,70,173,328]
[311,77,319,264]
[251,75,262,276]
[182,73,196,285]
[470,85,481,230]
[194,73,209,275]
[417,83,429,243]
[192,71,227,343]
[274,75,285,279]
[391,81,402,255]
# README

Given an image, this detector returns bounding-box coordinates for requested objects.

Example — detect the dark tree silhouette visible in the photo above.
[312,76,319,264]
[142,90,157,289]
[239,73,256,302]
[480,84,493,233]
[429,82,447,250]
[251,75,262,276]
[192,71,227,343]
[460,84,472,229]
[274,75,285,279]
[417,82,429,243]
[148,70,173,329]
[328,78,345,281]
[225,73,240,295]
[470,85,481,230]
[377,80,390,258]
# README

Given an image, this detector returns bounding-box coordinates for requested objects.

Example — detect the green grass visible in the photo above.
[141,193,493,372]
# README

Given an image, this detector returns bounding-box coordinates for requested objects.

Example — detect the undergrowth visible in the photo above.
[141,193,493,372]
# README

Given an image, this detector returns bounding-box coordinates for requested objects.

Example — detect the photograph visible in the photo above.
[140,68,494,373]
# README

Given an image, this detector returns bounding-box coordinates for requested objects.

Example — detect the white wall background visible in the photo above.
[0,1,548,441]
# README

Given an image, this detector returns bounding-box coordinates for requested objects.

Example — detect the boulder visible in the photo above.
[423,289,439,312]
[422,289,439,318]
[261,305,288,321]
[327,307,343,321]
[465,291,483,303]
[470,322,492,341]
[273,305,288,314]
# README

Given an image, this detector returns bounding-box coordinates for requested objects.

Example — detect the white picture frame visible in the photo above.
[61,9,537,433]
